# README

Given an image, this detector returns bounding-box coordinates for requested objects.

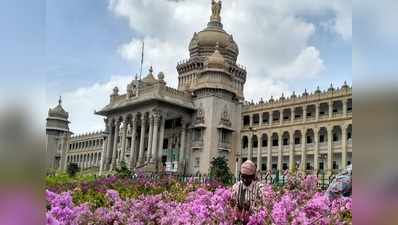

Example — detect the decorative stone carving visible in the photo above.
[112,86,119,96]
[211,0,222,21]
[194,103,205,125]
[219,104,231,127]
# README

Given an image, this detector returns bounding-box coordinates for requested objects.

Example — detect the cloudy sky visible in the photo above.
[42,0,354,133]
[0,0,358,133]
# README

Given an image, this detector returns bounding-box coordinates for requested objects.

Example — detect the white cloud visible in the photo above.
[272,47,325,80]
[52,76,131,134]
[57,0,351,134]
[107,0,349,101]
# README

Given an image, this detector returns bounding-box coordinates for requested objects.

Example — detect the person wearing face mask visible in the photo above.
[231,160,264,223]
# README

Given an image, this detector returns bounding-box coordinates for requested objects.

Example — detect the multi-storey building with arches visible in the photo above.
[240,84,352,174]
[45,1,352,176]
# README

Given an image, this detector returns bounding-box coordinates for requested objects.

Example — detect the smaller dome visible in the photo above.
[206,44,225,68]
[49,97,69,119]
[158,72,165,80]
[315,86,321,94]
[142,66,158,84]
[328,83,335,91]
[342,81,349,89]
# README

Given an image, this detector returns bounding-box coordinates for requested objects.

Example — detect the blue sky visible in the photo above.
[1,0,357,133]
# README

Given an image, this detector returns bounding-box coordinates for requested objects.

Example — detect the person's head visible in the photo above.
[240,160,256,186]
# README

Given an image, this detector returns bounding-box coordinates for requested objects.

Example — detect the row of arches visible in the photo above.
[66,152,102,169]
[69,138,104,150]
[243,98,352,126]
[242,124,352,148]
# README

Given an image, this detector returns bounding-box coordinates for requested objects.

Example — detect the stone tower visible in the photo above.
[46,97,71,172]
[177,0,247,174]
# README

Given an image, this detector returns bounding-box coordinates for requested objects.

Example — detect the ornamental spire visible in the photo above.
[208,0,223,28]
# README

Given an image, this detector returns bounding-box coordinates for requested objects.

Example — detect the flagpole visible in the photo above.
[139,40,144,80]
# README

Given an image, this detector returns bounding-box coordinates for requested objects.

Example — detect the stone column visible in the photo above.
[267,133,271,172]
[237,146,243,176]
[104,121,113,171]
[129,115,138,169]
[301,129,306,172]
[138,114,147,166]
[291,108,295,123]
[329,101,333,118]
[315,103,320,121]
[277,131,282,171]
[248,134,253,161]
[269,112,273,125]
[120,118,128,164]
[179,121,187,174]
[327,126,333,172]
[60,133,68,171]
[303,106,307,122]
[314,127,319,172]
[146,115,154,163]
[280,109,283,125]
[259,113,263,126]
[151,113,160,163]
[157,116,166,170]
[110,120,120,170]
[342,124,347,169]
[256,133,261,171]
[289,131,294,172]
[343,99,347,117]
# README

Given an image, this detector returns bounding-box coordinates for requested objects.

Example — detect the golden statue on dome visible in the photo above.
[211,0,222,21]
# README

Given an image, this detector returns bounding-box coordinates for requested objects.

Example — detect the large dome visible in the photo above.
[48,97,69,119]
[188,2,239,63]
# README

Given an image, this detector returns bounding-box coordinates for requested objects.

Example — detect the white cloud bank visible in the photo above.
[57,0,351,133]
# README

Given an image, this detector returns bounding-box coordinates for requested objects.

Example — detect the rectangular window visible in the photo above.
[333,134,338,142]
[333,161,338,170]
[262,139,268,147]
[307,136,313,144]
[261,163,267,171]
[294,137,300,145]
[272,139,278,146]
[306,112,312,117]
[306,163,311,170]
[272,164,277,170]
[283,138,288,145]
[194,157,200,168]
[163,138,169,149]
[319,135,325,143]
[319,162,324,170]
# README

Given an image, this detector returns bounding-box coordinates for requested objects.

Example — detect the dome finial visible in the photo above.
[211,0,222,22]
[58,96,62,105]
[149,65,153,74]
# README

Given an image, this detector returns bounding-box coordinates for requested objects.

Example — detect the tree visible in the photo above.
[209,156,234,185]
[66,163,80,177]
[115,161,131,178]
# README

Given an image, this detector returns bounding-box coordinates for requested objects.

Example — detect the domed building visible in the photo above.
[46,97,71,171]
[48,0,352,177]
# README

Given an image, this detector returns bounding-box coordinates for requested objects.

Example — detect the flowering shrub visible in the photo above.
[46,174,352,225]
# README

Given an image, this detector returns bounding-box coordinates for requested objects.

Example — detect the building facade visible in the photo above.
[46,1,352,176]
[240,84,352,174]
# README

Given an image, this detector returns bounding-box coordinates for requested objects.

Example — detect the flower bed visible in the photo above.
[46,174,352,225]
